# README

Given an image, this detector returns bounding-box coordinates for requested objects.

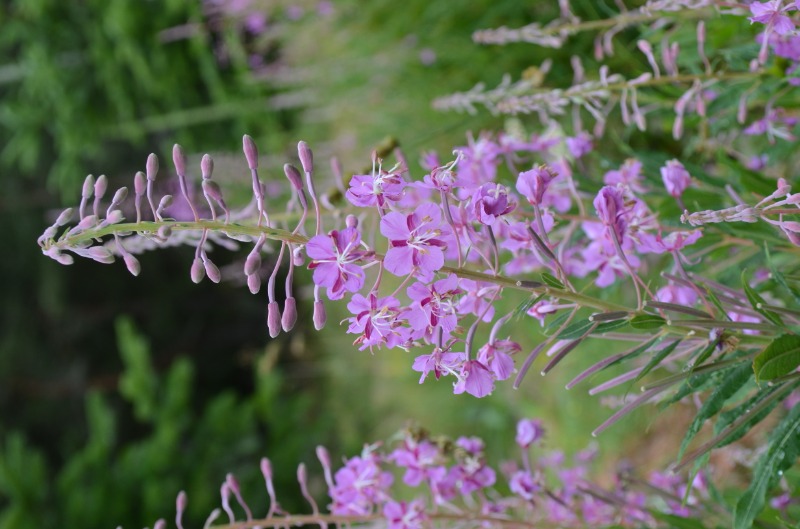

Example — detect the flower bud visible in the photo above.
[268,301,282,338]
[293,246,305,267]
[247,273,261,294]
[190,258,205,283]
[260,458,273,480]
[315,445,331,468]
[123,254,141,276]
[55,208,74,226]
[298,141,313,173]
[283,163,304,190]
[87,246,115,264]
[77,215,98,230]
[345,214,358,228]
[201,154,214,180]
[313,300,326,330]
[82,174,95,199]
[105,210,124,224]
[244,249,262,276]
[154,520,166,529]
[172,144,186,175]
[157,225,172,239]
[146,153,159,181]
[243,135,258,170]
[134,171,146,196]
[660,160,691,198]
[202,180,224,201]
[281,297,297,332]
[157,195,173,217]
[111,187,128,206]
[204,258,221,283]
[94,175,108,200]
[176,491,188,512]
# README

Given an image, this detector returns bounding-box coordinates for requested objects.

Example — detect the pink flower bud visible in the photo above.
[268,301,282,338]
[154,520,166,529]
[172,144,186,175]
[516,418,545,448]
[111,187,128,205]
[204,258,221,283]
[55,208,74,226]
[176,490,188,512]
[157,195,173,216]
[345,214,358,228]
[87,246,115,264]
[283,163,304,190]
[146,153,159,181]
[77,215,98,230]
[202,180,224,201]
[660,159,691,198]
[123,254,141,276]
[247,273,261,294]
[516,165,556,206]
[281,297,297,332]
[94,174,108,200]
[293,246,305,267]
[226,473,241,494]
[134,171,146,196]
[157,225,172,239]
[593,186,623,226]
[190,258,205,283]
[315,445,331,468]
[201,154,214,180]
[105,210,124,224]
[298,141,313,173]
[313,300,326,330]
[244,249,262,276]
[260,457,273,480]
[243,135,259,170]
[82,174,95,199]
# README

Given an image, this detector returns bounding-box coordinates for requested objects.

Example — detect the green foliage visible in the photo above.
[754,335,800,383]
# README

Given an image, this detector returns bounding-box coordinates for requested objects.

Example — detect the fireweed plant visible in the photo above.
[36,0,800,528]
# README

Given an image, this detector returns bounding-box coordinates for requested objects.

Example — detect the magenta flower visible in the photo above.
[516,418,545,447]
[516,165,557,206]
[656,283,698,306]
[380,202,451,281]
[456,136,501,189]
[388,438,441,486]
[412,347,465,383]
[750,0,796,36]
[346,169,406,208]
[329,450,393,516]
[456,279,499,322]
[526,300,559,326]
[453,359,495,398]
[406,275,462,342]
[306,227,370,300]
[509,470,540,501]
[603,159,646,193]
[471,183,515,226]
[346,292,410,350]
[593,186,627,241]
[383,499,427,529]
[660,160,691,198]
[565,131,593,158]
[477,339,520,380]
[638,230,702,254]
[448,452,496,494]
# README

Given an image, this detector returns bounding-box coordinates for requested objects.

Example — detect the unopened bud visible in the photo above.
[247,273,261,294]
[154,520,166,529]
[157,225,173,239]
[123,254,141,276]
[94,174,108,200]
[190,258,205,283]
[260,458,273,480]
[283,163,304,190]
[298,141,313,173]
[157,195,173,216]
[105,210,124,224]
[225,473,241,494]
[46,248,74,265]
[134,171,146,196]
[297,463,307,483]
[88,246,115,264]
[243,135,258,170]
[111,187,128,205]
[176,490,188,512]
[313,300,326,330]
[315,445,331,467]
[172,144,186,175]
[201,154,214,180]
[268,301,282,338]
[345,214,358,228]
[146,153,159,181]
[293,246,305,267]
[282,297,297,332]
[202,180,224,201]
[55,208,74,226]
[244,249,262,276]
[82,175,95,199]
[77,215,98,230]
[204,258,221,283]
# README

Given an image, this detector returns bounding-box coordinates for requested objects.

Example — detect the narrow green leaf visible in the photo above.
[754,334,800,382]
[678,364,754,461]
[513,292,545,320]
[690,340,720,372]
[765,243,800,304]
[733,403,800,529]
[653,512,708,529]
[633,339,682,384]
[557,318,595,340]
[630,314,666,330]
[544,311,571,333]
[593,319,630,334]
[699,282,730,321]
[540,272,565,289]
[714,386,786,449]
[742,270,784,327]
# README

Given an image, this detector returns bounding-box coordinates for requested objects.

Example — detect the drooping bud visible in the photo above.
[243,135,259,170]
[313,300,326,330]
[268,301,282,338]
[202,180,224,201]
[190,258,205,283]
[516,165,556,206]
[281,297,297,332]
[87,246,115,264]
[176,490,188,529]
[123,254,141,276]
[283,163,304,190]
[247,273,261,294]
[204,258,221,283]
[172,144,186,176]
[157,195,173,217]
[146,154,159,181]
[298,141,313,173]
[77,214,98,230]
[157,225,173,239]
[154,520,166,529]
[244,249,262,276]
[201,154,214,180]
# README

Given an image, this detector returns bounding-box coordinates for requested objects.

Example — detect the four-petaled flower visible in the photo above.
[307,227,371,300]
[381,202,451,281]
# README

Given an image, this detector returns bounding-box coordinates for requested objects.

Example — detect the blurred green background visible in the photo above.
[0,1,688,527]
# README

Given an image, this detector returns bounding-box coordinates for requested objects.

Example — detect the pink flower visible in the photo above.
[660,160,691,198]
[329,450,393,515]
[389,438,441,486]
[381,202,451,281]
[406,275,462,342]
[603,159,646,193]
[453,360,495,398]
[509,470,540,501]
[516,165,557,206]
[347,293,410,350]
[346,168,406,208]
[516,418,545,447]
[412,348,465,383]
[383,499,427,529]
[656,283,698,306]
[593,186,626,240]
[471,183,515,226]
[477,339,520,380]
[750,1,796,36]
[565,131,593,158]
[637,230,702,254]
[306,227,370,300]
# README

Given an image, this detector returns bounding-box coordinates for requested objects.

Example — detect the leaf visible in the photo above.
[765,243,800,304]
[544,311,571,334]
[633,339,681,384]
[540,272,564,289]
[678,363,753,461]
[557,318,595,340]
[699,282,730,321]
[652,512,708,529]
[714,387,785,449]
[629,314,666,330]
[733,402,800,529]
[512,292,545,320]
[742,270,784,327]
[753,334,800,382]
